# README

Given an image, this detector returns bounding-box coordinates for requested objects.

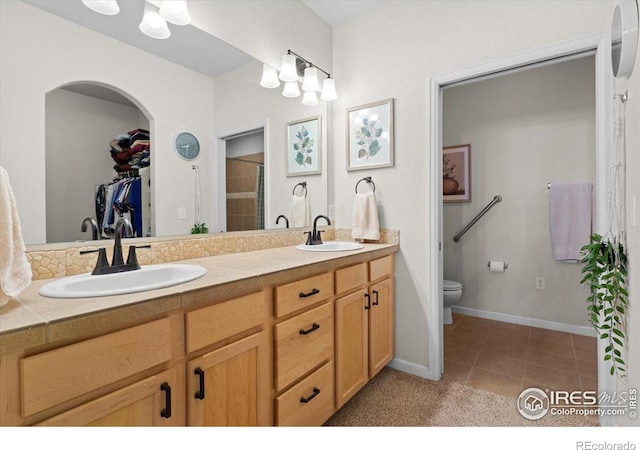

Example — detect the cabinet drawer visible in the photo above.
[21,317,173,417]
[186,291,266,353]
[274,303,333,391]
[276,361,334,426]
[335,263,367,296]
[274,272,332,318]
[369,255,393,282]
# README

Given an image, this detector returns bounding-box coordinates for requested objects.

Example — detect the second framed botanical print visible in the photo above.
[286,115,322,176]
[346,98,394,171]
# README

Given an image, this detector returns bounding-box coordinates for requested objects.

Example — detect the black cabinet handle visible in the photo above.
[372,290,379,306]
[160,382,172,418]
[299,288,320,298]
[194,367,205,400]
[300,387,321,404]
[299,323,320,335]
[364,293,371,310]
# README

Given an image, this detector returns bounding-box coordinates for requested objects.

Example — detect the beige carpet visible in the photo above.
[324,367,599,427]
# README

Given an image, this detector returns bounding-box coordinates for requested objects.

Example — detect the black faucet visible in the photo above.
[81,217,99,240]
[79,218,150,275]
[305,215,331,245]
[276,215,289,228]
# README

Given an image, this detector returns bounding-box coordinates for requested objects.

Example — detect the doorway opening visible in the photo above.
[429,32,615,424]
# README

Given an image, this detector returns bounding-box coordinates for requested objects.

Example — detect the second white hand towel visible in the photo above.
[352,191,380,241]
[0,167,33,305]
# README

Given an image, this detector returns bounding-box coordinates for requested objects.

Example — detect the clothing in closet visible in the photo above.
[96,177,143,238]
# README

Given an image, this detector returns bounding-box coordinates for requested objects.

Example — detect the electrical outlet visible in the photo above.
[178,207,186,220]
[536,277,546,290]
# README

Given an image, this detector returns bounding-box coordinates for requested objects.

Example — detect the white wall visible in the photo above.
[226,132,264,159]
[214,61,329,228]
[45,89,147,243]
[331,1,613,369]
[443,56,595,328]
[0,1,215,244]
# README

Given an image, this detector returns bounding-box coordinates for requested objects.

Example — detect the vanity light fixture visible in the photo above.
[260,64,281,88]
[302,90,319,106]
[82,0,120,16]
[263,50,337,105]
[282,81,301,98]
[159,0,191,26]
[139,1,171,40]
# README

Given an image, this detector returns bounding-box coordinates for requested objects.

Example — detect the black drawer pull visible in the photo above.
[160,382,172,418]
[300,387,321,404]
[372,290,379,306]
[299,323,320,335]
[299,288,320,298]
[364,293,371,310]
[194,367,205,400]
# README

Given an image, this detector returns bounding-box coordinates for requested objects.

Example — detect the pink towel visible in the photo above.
[549,182,593,262]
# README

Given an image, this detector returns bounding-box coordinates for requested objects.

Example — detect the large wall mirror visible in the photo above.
[0,0,329,247]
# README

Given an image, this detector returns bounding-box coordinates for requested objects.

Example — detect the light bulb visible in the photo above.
[159,0,191,26]
[301,66,320,92]
[320,78,338,101]
[260,64,280,88]
[279,54,298,82]
[282,81,301,98]
[82,0,120,15]
[139,2,171,40]
[302,91,318,106]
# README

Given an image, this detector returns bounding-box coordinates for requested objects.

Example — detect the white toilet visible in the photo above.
[443,279,463,325]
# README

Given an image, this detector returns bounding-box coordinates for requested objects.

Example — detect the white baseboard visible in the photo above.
[387,358,440,380]
[452,306,596,337]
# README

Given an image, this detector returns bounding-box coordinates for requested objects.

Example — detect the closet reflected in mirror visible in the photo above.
[45,84,152,244]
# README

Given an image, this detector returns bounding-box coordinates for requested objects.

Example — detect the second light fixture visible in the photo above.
[260,50,338,104]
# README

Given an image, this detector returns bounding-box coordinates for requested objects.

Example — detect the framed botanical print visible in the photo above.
[286,115,321,176]
[346,98,394,171]
[443,144,471,203]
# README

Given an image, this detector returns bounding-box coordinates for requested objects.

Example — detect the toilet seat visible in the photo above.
[443,279,462,291]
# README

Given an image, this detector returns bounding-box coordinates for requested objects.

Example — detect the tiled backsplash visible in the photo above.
[26,228,399,280]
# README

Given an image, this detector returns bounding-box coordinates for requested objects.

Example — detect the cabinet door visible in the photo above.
[187,332,268,426]
[36,368,183,426]
[335,289,368,409]
[369,278,394,378]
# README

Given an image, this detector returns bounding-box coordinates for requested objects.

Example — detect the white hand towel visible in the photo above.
[288,194,310,228]
[352,191,380,241]
[549,182,593,262]
[0,167,32,303]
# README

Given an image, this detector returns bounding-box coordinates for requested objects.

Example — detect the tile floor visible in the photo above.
[444,313,598,399]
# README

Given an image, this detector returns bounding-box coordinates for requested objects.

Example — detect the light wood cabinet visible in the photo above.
[186,332,268,426]
[335,257,395,409]
[1,248,396,427]
[36,367,183,426]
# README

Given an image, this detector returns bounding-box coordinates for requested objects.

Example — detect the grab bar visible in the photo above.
[453,195,502,243]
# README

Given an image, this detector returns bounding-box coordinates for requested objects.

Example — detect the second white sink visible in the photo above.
[39,263,207,298]
[296,241,364,252]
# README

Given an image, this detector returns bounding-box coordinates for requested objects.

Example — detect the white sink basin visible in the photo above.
[39,263,207,298]
[296,241,364,252]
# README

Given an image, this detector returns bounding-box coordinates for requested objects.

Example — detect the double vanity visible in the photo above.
[0,237,397,426]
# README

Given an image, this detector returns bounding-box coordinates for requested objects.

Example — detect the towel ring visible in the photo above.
[293,181,307,198]
[355,177,375,194]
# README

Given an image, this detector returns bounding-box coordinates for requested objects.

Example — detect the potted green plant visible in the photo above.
[580,233,628,377]
[191,222,208,234]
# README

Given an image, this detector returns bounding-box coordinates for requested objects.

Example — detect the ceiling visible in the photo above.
[21,0,254,78]
[302,0,382,26]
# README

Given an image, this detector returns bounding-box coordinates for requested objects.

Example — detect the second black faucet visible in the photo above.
[305,215,331,245]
